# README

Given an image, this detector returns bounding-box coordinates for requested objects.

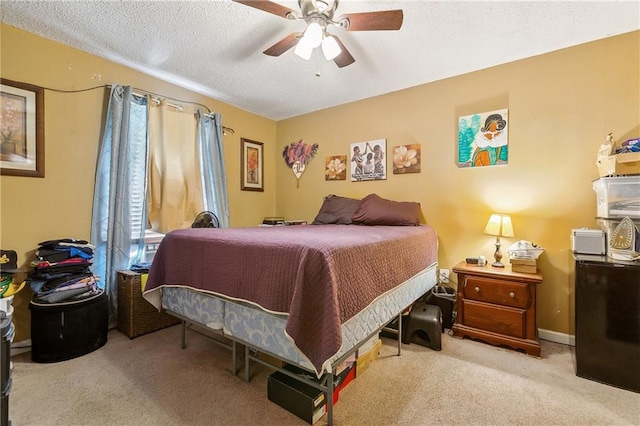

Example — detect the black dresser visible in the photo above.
[574,255,640,393]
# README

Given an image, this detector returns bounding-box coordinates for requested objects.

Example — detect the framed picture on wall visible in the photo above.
[0,78,45,177]
[325,155,347,180]
[457,108,509,168]
[392,144,421,174]
[241,138,264,191]
[350,138,386,182]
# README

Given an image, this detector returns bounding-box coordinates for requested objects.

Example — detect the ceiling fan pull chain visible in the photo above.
[315,48,321,77]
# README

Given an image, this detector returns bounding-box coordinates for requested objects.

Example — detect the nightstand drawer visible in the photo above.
[463,276,530,309]
[462,300,526,338]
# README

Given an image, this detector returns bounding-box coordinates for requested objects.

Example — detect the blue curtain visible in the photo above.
[91,85,148,324]
[197,111,230,228]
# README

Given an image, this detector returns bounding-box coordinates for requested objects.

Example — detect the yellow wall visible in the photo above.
[0,24,277,340]
[275,31,640,336]
[1,23,638,341]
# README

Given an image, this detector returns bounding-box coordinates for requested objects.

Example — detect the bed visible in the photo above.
[142,196,438,424]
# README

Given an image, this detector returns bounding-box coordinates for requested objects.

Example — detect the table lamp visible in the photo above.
[484,214,514,268]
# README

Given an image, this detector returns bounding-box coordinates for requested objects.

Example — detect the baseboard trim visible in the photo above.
[538,329,575,346]
[11,339,31,356]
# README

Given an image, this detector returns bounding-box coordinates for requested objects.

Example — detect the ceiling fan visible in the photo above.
[233,0,403,68]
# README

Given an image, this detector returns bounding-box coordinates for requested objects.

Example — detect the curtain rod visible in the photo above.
[131,90,235,136]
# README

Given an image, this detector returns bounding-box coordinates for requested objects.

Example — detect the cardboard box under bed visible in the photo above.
[117,270,180,339]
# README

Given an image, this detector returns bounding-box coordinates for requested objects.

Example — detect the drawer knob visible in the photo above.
[474,286,480,293]
[509,292,515,298]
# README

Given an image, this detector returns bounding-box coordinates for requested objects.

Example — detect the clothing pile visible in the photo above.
[29,239,101,304]
[130,262,152,274]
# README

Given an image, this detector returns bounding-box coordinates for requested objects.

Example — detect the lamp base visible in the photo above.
[493,237,504,268]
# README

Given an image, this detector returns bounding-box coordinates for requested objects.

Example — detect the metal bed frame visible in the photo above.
[166,307,406,426]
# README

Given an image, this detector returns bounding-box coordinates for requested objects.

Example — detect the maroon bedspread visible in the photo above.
[144,224,437,372]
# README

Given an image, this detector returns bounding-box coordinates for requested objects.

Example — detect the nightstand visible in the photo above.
[451,261,542,357]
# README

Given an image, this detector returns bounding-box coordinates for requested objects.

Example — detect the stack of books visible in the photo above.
[262,217,285,226]
[510,258,537,274]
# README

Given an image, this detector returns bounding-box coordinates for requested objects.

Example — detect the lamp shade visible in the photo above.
[304,22,323,48]
[484,214,514,238]
[321,35,341,60]
[294,37,313,60]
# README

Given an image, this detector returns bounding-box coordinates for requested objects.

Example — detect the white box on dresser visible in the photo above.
[571,229,606,255]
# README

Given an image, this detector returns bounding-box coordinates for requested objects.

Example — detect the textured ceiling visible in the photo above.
[1,1,638,121]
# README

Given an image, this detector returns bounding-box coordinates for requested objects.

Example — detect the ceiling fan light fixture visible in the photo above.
[304,21,323,48]
[294,37,313,60]
[314,0,330,12]
[321,35,341,60]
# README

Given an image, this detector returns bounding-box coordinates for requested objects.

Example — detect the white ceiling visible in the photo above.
[1,1,638,121]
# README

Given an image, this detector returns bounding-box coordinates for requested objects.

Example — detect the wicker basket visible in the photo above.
[117,270,180,339]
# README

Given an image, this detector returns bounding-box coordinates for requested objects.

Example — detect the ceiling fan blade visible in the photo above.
[332,36,355,68]
[233,0,298,19]
[337,10,403,31]
[263,33,300,56]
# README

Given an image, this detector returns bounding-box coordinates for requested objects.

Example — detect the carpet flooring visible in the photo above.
[8,325,639,425]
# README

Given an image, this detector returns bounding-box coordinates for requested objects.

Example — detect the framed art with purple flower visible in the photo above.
[0,79,44,177]
[241,138,263,191]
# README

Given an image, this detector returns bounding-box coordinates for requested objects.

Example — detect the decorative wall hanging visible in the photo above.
[282,139,318,187]
[325,155,347,180]
[350,138,386,181]
[0,78,44,177]
[392,144,421,174]
[241,138,264,191]
[458,108,509,168]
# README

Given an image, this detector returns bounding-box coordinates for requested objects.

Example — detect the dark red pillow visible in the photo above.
[312,195,362,225]
[351,194,421,226]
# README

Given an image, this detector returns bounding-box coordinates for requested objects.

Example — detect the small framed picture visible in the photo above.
[350,138,386,182]
[241,138,263,191]
[392,144,421,174]
[325,155,347,180]
[458,108,509,168]
[0,78,45,177]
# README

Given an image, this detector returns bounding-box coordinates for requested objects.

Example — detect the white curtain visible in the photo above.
[147,101,203,233]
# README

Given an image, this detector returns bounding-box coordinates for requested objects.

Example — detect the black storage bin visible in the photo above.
[423,285,456,331]
[30,290,108,363]
[1,390,8,426]
[1,316,13,426]
[1,317,13,398]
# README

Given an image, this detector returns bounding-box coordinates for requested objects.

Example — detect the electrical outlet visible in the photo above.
[439,269,450,284]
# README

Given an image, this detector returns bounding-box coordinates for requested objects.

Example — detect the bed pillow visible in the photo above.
[312,195,362,225]
[351,193,421,226]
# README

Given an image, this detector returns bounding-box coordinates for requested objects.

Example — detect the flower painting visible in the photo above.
[0,79,44,177]
[325,155,347,180]
[458,109,508,168]
[282,139,319,187]
[241,138,263,191]
[350,138,386,182]
[392,144,421,174]
[246,147,259,183]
